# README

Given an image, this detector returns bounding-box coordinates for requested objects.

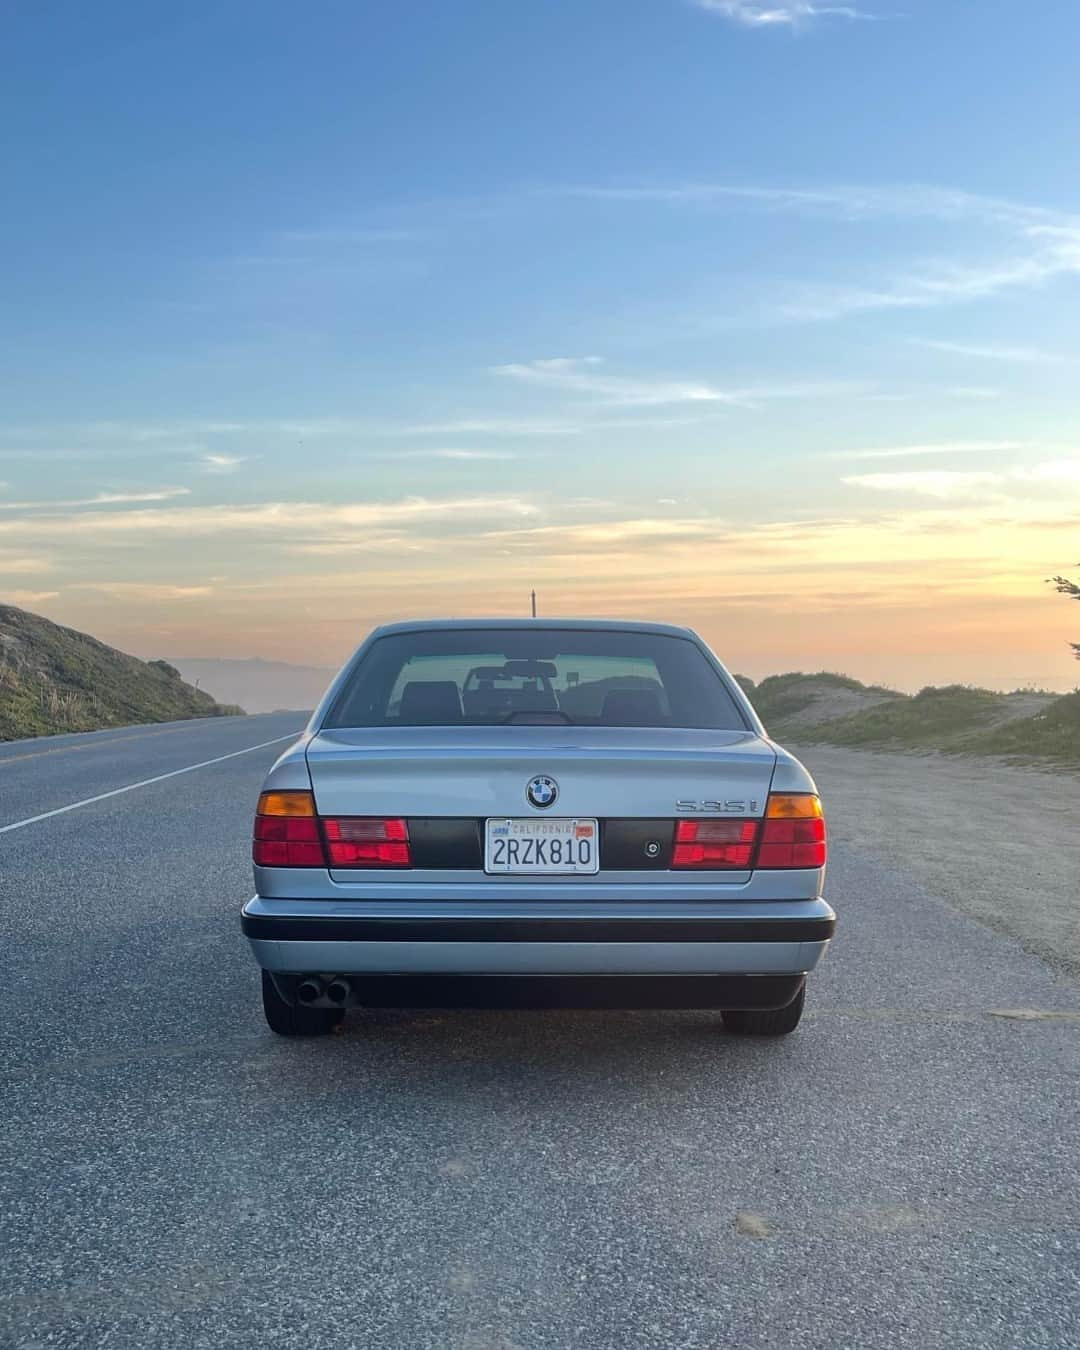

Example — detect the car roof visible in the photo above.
[368,618,701,640]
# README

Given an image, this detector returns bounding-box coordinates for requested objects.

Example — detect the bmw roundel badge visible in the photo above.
[526,775,559,810]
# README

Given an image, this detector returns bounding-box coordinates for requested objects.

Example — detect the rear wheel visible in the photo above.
[722,984,805,1036]
[261,971,344,1037]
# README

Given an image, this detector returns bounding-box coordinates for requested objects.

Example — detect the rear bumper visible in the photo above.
[263,971,809,1011]
[242,896,835,978]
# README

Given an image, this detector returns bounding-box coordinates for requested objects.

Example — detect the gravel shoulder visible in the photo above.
[795,744,1080,978]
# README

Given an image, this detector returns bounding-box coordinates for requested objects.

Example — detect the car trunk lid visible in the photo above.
[306,727,776,881]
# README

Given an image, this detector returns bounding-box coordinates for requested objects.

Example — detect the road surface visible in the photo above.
[2,715,1079,1349]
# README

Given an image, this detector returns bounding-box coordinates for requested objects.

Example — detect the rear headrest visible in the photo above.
[399,680,462,723]
[600,689,664,725]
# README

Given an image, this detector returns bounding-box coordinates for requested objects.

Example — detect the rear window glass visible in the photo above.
[324,629,747,730]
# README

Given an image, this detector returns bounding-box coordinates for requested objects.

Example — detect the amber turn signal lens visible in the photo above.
[256,790,316,817]
[765,793,824,820]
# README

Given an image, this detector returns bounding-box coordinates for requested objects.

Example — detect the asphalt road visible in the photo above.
[1,715,1079,1349]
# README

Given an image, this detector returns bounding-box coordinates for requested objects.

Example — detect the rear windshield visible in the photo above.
[324,629,747,730]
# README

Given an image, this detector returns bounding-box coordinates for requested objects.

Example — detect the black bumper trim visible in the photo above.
[269,972,807,1011]
[242,913,836,944]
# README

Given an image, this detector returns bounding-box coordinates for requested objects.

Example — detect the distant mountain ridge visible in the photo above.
[0,604,244,741]
[167,657,335,714]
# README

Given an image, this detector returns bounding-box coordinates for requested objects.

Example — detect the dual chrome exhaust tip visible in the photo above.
[295,976,352,1007]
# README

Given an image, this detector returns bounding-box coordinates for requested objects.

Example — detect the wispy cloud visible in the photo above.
[913,338,1071,364]
[691,1,871,27]
[1015,457,1080,484]
[81,420,256,441]
[830,440,1023,462]
[11,416,579,443]
[481,517,723,554]
[844,458,1080,497]
[2,589,59,606]
[558,181,1080,323]
[492,357,865,407]
[287,537,432,557]
[0,551,52,575]
[843,470,1006,499]
[389,411,734,436]
[386,417,585,438]
[200,454,248,473]
[557,183,1061,230]
[0,494,539,542]
[71,583,215,600]
[0,488,191,512]
[492,357,745,407]
[777,245,1080,321]
[398,448,517,461]
[781,214,1080,322]
[0,411,734,458]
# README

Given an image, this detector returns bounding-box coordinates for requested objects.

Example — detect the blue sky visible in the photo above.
[2,0,1080,689]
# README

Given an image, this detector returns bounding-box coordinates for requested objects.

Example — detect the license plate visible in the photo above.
[484,818,599,874]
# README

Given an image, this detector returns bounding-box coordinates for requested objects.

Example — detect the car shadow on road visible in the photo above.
[284,1005,808,1081]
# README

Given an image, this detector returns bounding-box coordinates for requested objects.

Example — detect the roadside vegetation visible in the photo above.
[0,603,244,741]
[748,671,902,729]
[742,670,1080,768]
[969,689,1080,763]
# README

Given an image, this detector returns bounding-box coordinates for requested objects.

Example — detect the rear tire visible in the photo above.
[722,984,805,1036]
[261,971,344,1037]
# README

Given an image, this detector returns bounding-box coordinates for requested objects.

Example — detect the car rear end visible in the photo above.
[242,621,834,1035]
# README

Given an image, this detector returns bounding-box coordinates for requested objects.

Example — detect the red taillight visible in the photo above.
[673,819,758,869]
[252,792,411,868]
[322,817,410,868]
[253,790,325,867]
[757,794,827,869]
[671,794,826,871]
[253,812,325,867]
[757,815,827,869]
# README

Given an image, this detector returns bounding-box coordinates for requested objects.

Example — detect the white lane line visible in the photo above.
[0,733,298,835]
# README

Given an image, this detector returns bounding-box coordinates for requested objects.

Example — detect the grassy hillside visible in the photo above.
[746,670,1078,767]
[966,690,1080,764]
[810,684,1009,749]
[750,671,902,730]
[0,604,244,741]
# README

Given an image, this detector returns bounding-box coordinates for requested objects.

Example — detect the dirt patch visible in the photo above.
[774,683,900,727]
[795,744,1080,977]
[752,673,901,731]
